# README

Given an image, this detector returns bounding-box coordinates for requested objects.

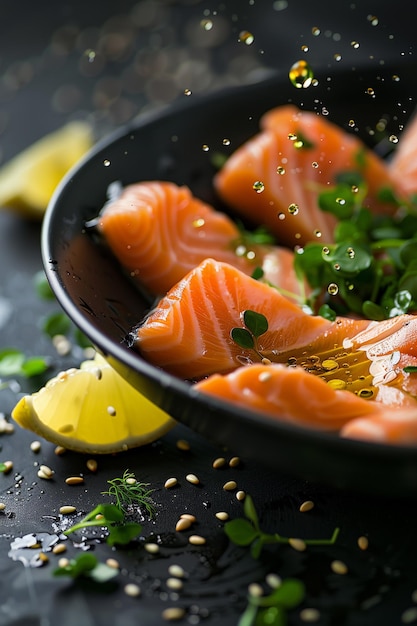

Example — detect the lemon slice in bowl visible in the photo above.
[11,353,176,454]
[0,121,93,220]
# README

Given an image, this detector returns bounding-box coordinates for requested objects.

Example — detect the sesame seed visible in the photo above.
[223,480,237,491]
[52,543,67,555]
[331,559,348,575]
[3,422,14,434]
[0,503,5,511]
[124,583,141,597]
[166,577,184,591]
[357,535,369,550]
[188,535,206,545]
[300,607,321,622]
[212,457,226,469]
[401,607,417,624]
[162,607,186,621]
[164,477,178,489]
[299,500,314,513]
[236,490,246,501]
[126,477,136,485]
[175,518,192,532]
[215,511,229,521]
[58,557,69,568]
[185,473,199,485]
[168,564,187,578]
[106,558,120,569]
[39,464,54,478]
[59,505,76,515]
[229,456,241,467]
[65,476,84,486]
[265,573,282,589]
[180,514,196,522]
[54,445,66,456]
[145,542,160,554]
[176,439,190,451]
[30,441,41,453]
[248,583,263,597]
[288,538,307,552]
[86,459,97,472]
[39,553,49,563]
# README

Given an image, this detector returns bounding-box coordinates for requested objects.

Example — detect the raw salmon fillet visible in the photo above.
[389,110,417,196]
[214,105,400,246]
[97,180,305,301]
[135,258,366,379]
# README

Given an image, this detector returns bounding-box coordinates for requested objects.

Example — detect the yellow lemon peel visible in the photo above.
[11,353,176,454]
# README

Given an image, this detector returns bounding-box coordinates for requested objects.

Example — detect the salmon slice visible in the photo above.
[388,110,417,196]
[340,406,417,444]
[194,363,380,431]
[135,258,367,379]
[214,105,400,247]
[97,180,305,301]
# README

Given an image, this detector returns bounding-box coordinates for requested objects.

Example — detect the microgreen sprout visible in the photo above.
[0,348,49,378]
[404,366,417,374]
[102,470,156,517]
[231,310,269,361]
[225,494,340,559]
[63,503,142,546]
[53,552,118,583]
[239,577,305,626]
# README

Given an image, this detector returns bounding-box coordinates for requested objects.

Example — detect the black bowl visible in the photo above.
[42,63,417,497]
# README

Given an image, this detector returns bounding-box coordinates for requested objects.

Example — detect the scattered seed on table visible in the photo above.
[145,543,160,554]
[58,557,69,568]
[52,334,72,356]
[266,573,282,589]
[212,457,226,469]
[180,514,196,522]
[168,564,187,578]
[331,559,348,575]
[0,503,5,511]
[188,535,206,545]
[52,543,67,555]
[411,589,417,603]
[30,441,41,453]
[2,461,13,474]
[39,552,49,564]
[65,476,84,486]
[248,583,263,597]
[299,500,314,513]
[236,490,246,501]
[164,477,178,489]
[39,464,54,478]
[229,456,240,468]
[0,421,14,434]
[106,558,120,569]
[176,439,190,451]
[300,607,321,622]
[162,607,186,621]
[215,511,229,521]
[223,480,237,491]
[86,459,97,472]
[401,607,417,624]
[176,518,192,532]
[166,577,184,591]
[124,583,141,597]
[54,445,66,456]
[185,473,199,485]
[288,538,307,552]
[59,505,76,515]
[357,535,369,550]
[107,405,117,416]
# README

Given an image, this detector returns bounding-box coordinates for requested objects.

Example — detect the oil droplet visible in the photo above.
[366,87,375,96]
[301,45,309,53]
[336,197,346,205]
[389,135,399,144]
[184,88,192,96]
[202,144,209,152]
[277,212,286,220]
[312,26,321,36]
[358,388,374,399]
[289,60,314,89]
[253,181,265,193]
[328,379,346,390]
[288,133,297,141]
[222,138,231,146]
[334,53,342,62]
[367,14,379,26]
[201,19,213,31]
[322,246,330,255]
[348,119,355,127]
[314,229,322,238]
[333,263,341,271]
[276,166,286,175]
[103,159,111,167]
[351,41,360,49]
[239,31,255,45]
[347,247,355,258]
[328,283,339,295]
[351,185,359,193]
[192,218,205,228]
[85,49,96,63]
[311,161,319,168]
[288,203,299,215]
[392,75,400,82]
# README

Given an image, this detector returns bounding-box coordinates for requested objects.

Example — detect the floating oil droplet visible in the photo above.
[358,388,374,399]
[314,230,322,238]
[367,14,379,26]
[348,119,355,127]
[276,166,286,175]
[334,53,342,62]
[334,263,341,271]
[328,283,339,295]
[288,203,299,215]
[366,87,375,96]
[322,246,330,255]
[392,75,400,82]
[288,133,297,141]
[336,197,346,205]
[312,161,319,168]
[201,19,213,31]
[239,30,254,45]
[312,26,321,36]
[202,144,209,152]
[222,138,231,146]
[351,185,359,193]
[351,41,360,49]
[294,139,305,149]
[85,49,96,63]
[301,45,309,53]
[347,247,355,258]
[184,88,192,96]
[389,135,399,144]
[253,181,265,193]
[289,60,314,89]
[193,218,205,228]
[277,212,286,220]
[103,159,111,167]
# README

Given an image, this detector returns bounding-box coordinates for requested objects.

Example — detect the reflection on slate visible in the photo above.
[1,2,417,626]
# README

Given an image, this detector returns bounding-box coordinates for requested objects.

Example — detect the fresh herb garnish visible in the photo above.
[404,366,417,373]
[53,552,118,583]
[102,470,156,517]
[0,348,49,378]
[225,494,339,559]
[239,578,305,626]
[230,310,269,359]
[63,503,142,546]
[294,178,417,320]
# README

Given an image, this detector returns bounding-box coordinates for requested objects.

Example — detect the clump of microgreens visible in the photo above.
[53,552,118,583]
[230,310,269,360]
[102,469,156,517]
[238,577,305,626]
[293,171,417,321]
[224,494,339,559]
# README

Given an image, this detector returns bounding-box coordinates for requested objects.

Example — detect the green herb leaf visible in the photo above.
[318,304,337,321]
[102,470,156,517]
[41,312,71,337]
[231,327,255,350]
[224,518,259,546]
[243,310,268,338]
[33,270,55,300]
[53,553,98,578]
[404,366,417,373]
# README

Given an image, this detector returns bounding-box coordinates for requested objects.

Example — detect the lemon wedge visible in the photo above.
[11,353,176,454]
[0,121,93,219]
